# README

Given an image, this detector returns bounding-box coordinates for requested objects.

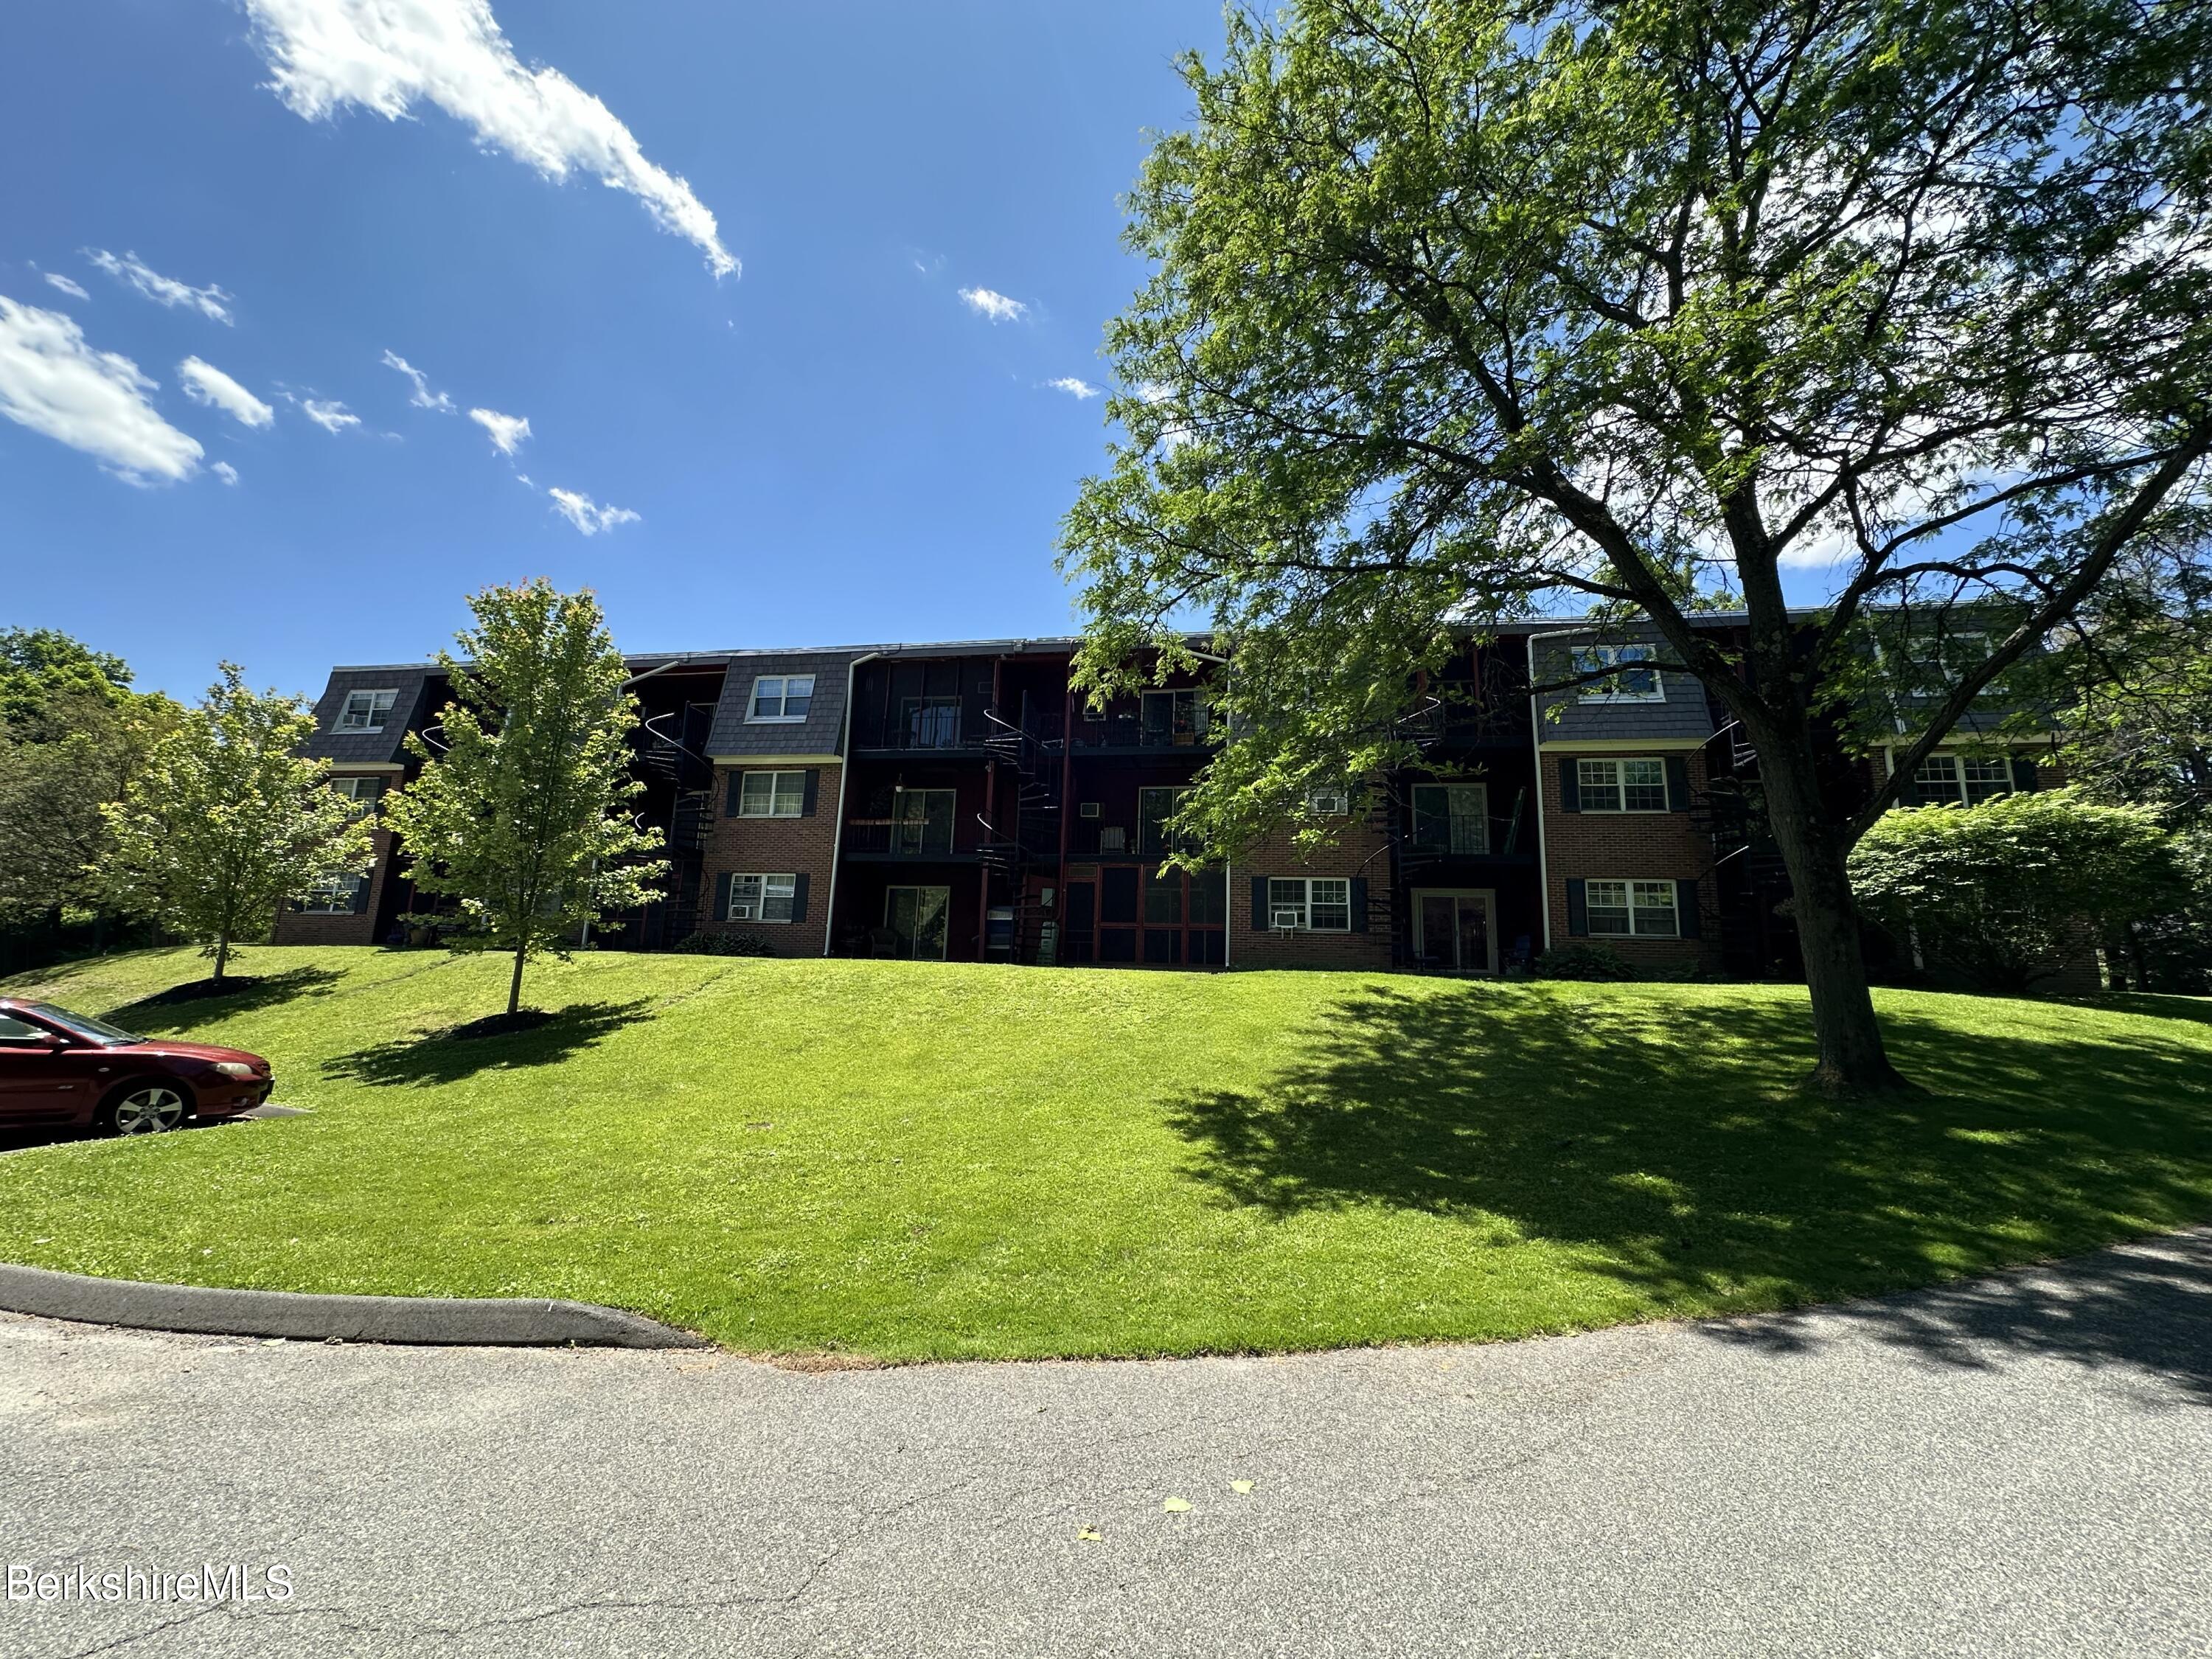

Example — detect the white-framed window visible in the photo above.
[1307,786,1351,816]
[737,770,807,818]
[1411,783,1489,853]
[1572,645,1664,702]
[1911,752,2014,807]
[1577,757,1670,813]
[329,776,383,818]
[1894,630,1991,695]
[748,675,815,723]
[299,873,366,916]
[1267,876,1352,932]
[728,872,798,923]
[1585,879,1680,938]
[337,689,397,732]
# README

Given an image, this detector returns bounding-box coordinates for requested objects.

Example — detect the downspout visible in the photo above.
[821,653,880,956]
[1525,626,1585,957]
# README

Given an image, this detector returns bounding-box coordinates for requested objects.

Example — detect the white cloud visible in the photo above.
[0,297,204,483]
[468,406,530,455]
[43,273,88,301]
[242,0,737,277]
[302,397,360,433]
[1046,376,1101,399]
[83,249,234,324]
[380,349,453,411]
[212,461,240,485]
[547,486,638,535]
[959,286,1026,323]
[177,356,276,428]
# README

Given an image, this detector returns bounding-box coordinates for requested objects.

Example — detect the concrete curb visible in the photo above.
[0,1263,711,1349]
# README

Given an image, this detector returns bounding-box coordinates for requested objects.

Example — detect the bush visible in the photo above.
[674,930,778,959]
[1532,943,1637,981]
[1848,787,2183,993]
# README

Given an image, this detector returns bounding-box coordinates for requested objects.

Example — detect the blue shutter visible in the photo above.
[725,771,743,817]
[349,874,372,914]
[801,770,820,816]
[1349,877,1368,933]
[1565,878,1588,936]
[790,872,810,924]
[1664,755,1691,812]
[1251,876,1269,928]
[1676,877,1700,938]
[712,871,734,922]
[2011,757,2042,792]
[1557,757,1581,813]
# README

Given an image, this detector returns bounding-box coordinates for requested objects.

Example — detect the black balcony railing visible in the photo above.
[844,818,961,857]
[1070,712,1217,750]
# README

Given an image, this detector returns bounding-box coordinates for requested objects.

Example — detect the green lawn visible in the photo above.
[1,946,2209,1361]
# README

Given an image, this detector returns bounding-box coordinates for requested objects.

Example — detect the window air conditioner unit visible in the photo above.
[1079,802,1102,818]
[1272,907,1304,931]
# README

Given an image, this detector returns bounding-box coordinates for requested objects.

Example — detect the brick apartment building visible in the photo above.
[278,619,2056,979]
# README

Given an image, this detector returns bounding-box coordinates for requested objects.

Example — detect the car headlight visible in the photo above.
[212,1061,258,1079]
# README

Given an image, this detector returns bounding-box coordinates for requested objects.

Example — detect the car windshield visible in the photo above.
[26,1003,142,1046]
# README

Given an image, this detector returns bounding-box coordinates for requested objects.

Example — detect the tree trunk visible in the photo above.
[507,947,526,1018]
[1756,731,1910,1096]
[212,933,229,984]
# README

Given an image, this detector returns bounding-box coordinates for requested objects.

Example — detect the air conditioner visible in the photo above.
[1272,907,1304,931]
[1079,802,1102,818]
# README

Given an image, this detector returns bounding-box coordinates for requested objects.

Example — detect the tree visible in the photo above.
[380,580,666,1019]
[0,689,179,927]
[98,665,374,983]
[1062,0,2212,1093]
[1848,789,2182,992]
[0,627,133,729]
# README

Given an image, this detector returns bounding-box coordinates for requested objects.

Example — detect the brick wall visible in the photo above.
[1231,815,1396,971]
[273,823,397,947]
[698,763,841,956]
[1538,748,1723,969]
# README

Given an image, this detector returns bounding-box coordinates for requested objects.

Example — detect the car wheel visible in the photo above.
[101,1085,188,1136]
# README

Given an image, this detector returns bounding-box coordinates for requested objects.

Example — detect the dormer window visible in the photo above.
[1572,645,1663,703]
[338,689,397,732]
[748,675,815,723]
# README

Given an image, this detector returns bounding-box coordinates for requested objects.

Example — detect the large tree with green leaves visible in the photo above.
[382,580,666,1019]
[0,627,133,729]
[97,665,373,982]
[1064,0,2212,1093]
[0,689,180,928]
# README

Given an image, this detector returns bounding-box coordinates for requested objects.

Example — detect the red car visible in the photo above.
[0,998,275,1136]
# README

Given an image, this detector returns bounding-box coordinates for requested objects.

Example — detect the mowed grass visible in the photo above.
[1,946,2211,1361]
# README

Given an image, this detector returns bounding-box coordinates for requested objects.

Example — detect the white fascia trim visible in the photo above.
[1534,737,1712,754]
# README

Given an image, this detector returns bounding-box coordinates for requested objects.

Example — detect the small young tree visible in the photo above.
[98,665,374,983]
[1847,789,2181,992]
[381,580,666,1019]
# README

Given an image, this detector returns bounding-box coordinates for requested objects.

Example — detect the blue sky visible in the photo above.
[1,1,1219,700]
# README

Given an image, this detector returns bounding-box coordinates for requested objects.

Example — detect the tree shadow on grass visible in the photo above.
[320,999,656,1088]
[2056,992,2212,1029]
[100,967,345,1034]
[1165,983,2212,1397]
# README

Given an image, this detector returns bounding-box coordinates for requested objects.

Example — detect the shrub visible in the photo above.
[1848,787,2183,993]
[674,930,778,958]
[1532,943,1637,981]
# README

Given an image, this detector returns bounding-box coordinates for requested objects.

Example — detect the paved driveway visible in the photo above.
[3,1231,2209,1658]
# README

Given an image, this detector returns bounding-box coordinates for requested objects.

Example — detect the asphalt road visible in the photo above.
[3,1232,2209,1659]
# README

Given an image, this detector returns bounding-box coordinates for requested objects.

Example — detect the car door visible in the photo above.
[0,1013,81,1122]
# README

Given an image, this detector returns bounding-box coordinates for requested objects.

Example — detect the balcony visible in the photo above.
[842,810,971,860]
